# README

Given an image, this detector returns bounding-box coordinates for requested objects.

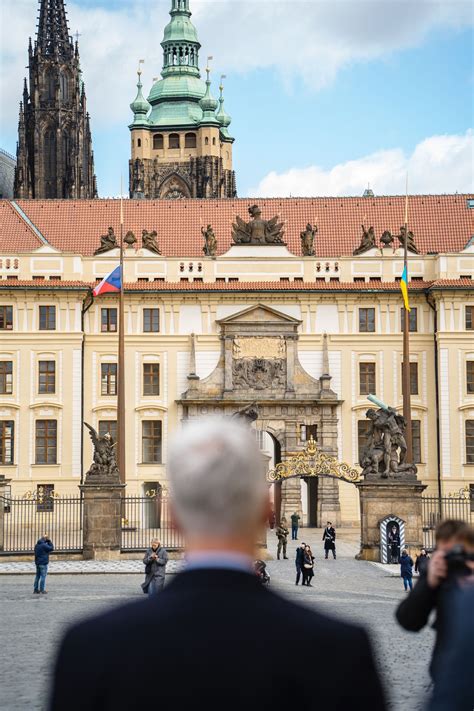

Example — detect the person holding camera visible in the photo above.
[34,533,54,594]
[142,538,169,595]
[396,519,474,683]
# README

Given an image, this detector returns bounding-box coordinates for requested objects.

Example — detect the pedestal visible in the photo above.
[0,476,12,552]
[79,480,126,560]
[356,480,426,561]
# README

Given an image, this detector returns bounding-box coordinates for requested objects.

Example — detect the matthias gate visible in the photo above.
[178,303,344,525]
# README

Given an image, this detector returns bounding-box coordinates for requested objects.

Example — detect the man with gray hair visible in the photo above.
[50,418,386,711]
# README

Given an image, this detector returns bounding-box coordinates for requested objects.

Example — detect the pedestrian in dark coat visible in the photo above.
[400,549,414,591]
[414,549,430,576]
[34,534,54,594]
[323,522,336,559]
[142,539,169,595]
[290,512,301,540]
[302,545,315,586]
[295,542,306,585]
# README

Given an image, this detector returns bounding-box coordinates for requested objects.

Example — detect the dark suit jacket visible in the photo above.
[50,569,387,711]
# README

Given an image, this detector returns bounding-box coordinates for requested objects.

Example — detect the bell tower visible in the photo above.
[14,0,97,199]
[129,0,236,199]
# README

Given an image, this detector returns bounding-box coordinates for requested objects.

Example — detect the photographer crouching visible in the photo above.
[396,520,474,685]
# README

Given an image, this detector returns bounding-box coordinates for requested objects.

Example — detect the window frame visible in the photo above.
[35,419,57,465]
[359,362,376,396]
[467,361,474,395]
[153,134,164,150]
[38,360,56,394]
[465,420,474,464]
[401,307,418,332]
[465,306,474,331]
[143,308,160,333]
[184,132,196,148]
[39,305,56,331]
[169,133,180,149]
[143,363,160,396]
[101,308,117,333]
[0,361,13,395]
[142,420,162,464]
[359,308,375,333]
[300,424,318,442]
[0,305,13,330]
[401,362,419,396]
[98,420,117,443]
[101,363,117,396]
[411,420,421,464]
[0,420,14,465]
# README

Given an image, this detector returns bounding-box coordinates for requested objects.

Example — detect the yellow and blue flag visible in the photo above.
[400,265,410,312]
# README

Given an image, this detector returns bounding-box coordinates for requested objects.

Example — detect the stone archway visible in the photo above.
[177,303,344,525]
[158,173,191,199]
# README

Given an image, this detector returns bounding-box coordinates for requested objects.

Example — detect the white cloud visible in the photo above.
[0,0,472,141]
[248,129,474,196]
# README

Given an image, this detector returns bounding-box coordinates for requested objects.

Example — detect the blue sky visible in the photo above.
[1,0,472,197]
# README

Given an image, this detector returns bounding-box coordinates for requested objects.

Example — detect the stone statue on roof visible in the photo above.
[201,224,217,257]
[397,226,419,254]
[94,227,118,255]
[353,224,376,256]
[142,229,161,255]
[380,230,394,248]
[124,231,137,248]
[300,223,317,256]
[231,205,285,245]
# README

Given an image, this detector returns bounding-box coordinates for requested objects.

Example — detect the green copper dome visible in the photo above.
[130,73,150,126]
[199,68,220,125]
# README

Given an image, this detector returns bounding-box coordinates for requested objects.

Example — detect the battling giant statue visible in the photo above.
[84,422,120,481]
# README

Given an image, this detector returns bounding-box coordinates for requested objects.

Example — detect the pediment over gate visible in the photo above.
[217,303,301,327]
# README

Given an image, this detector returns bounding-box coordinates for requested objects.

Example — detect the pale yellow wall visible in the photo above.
[130,126,231,166]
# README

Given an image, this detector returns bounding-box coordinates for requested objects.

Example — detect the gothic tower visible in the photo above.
[14,0,97,199]
[129,0,236,199]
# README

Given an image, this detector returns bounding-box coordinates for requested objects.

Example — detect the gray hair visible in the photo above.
[168,417,267,536]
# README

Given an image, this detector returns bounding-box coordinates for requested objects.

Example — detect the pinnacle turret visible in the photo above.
[37,0,73,59]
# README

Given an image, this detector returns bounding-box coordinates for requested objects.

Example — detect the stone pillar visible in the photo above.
[79,481,126,560]
[0,476,12,552]
[281,478,302,522]
[356,480,427,561]
[223,336,233,392]
[316,478,341,527]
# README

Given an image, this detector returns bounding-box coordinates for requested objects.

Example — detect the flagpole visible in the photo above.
[118,180,126,486]
[402,175,413,462]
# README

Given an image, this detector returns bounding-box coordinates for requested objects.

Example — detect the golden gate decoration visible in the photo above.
[267,436,361,484]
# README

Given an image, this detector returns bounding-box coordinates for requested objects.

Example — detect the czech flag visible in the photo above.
[93,266,121,297]
[400,265,410,312]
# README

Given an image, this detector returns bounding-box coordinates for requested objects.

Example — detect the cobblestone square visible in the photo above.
[1,530,434,711]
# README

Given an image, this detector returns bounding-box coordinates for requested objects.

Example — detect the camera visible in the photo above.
[444,544,474,577]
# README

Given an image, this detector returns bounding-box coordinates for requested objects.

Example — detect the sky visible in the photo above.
[0,0,473,198]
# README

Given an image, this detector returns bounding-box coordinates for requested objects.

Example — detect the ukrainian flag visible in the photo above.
[400,265,410,312]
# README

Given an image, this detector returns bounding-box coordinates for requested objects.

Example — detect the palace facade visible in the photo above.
[0,196,473,525]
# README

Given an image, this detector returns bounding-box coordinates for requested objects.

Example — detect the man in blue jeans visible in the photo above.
[290,512,301,540]
[34,534,54,594]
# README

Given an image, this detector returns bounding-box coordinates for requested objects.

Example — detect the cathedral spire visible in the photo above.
[37,0,73,59]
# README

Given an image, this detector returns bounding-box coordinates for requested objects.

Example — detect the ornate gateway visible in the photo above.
[267,436,361,485]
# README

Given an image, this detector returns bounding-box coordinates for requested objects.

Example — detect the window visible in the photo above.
[358,421,371,462]
[412,420,421,464]
[101,363,117,396]
[467,361,474,394]
[300,424,318,442]
[137,138,141,148]
[153,134,164,149]
[0,421,14,464]
[369,277,381,283]
[185,132,196,148]
[36,484,55,512]
[143,308,160,333]
[408,362,419,395]
[98,420,117,443]
[0,361,13,395]
[466,306,474,330]
[39,305,56,330]
[169,133,180,149]
[143,363,160,396]
[35,420,57,464]
[0,306,13,330]
[401,307,418,332]
[354,277,365,283]
[38,361,55,394]
[33,275,45,281]
[142,421,162,463]
[228,277,239,282]
[101,308,117,332]
[59,72,68,101]
[466,421,474,463]
[205,137,209,146]
[359,362,376,395]
[359,308,375,332]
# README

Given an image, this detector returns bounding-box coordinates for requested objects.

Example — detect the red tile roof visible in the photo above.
[3,195,472,257]
[0,279,472,292]
[0,201,43,252]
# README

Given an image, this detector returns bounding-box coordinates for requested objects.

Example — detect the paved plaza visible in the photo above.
[1,529,434,711]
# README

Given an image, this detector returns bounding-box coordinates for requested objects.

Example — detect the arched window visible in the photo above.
[137,138,142,148]
[169,133,180,149]
[59,72,69,102]
[153,134,164,150]
[184,133,196,148]
[44,128,57,197]
[205,137,209,146]
[45,70,55,100]
[212,137,216,146]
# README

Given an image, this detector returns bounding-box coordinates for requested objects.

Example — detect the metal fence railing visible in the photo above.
[1,495,83,555]
[121,496,184,552]
[422,495,473,551]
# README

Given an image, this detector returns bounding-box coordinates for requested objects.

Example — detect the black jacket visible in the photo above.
[295,547,305,567]
[323,527,336,549]
[34,538,54,566]
[396,570,471,680]
[50,569,387,711]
